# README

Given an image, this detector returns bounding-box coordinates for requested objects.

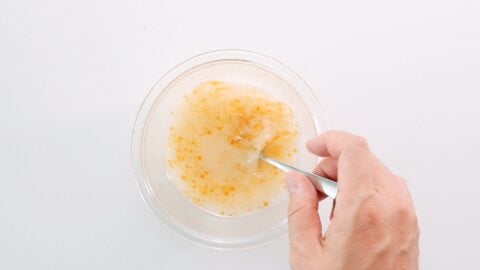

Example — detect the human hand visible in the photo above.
[286,131,419,270]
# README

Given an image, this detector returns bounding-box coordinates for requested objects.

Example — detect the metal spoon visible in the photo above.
[260,155,338,199]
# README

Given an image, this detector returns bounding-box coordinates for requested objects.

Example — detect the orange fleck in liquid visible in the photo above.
[167,81,298,216]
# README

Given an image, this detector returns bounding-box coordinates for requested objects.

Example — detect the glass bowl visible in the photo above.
[131,50,328,249]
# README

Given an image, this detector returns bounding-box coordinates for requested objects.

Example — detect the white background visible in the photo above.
[1,0,479,269]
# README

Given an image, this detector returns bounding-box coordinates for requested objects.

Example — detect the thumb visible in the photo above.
[286,172,323,253]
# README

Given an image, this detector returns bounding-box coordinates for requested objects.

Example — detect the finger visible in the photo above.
[335,144,375,195]
[313,158,338,202]
[313,157,338,180]
[307,130,369,158]
[323,147,376,238]
[286,172,323,253]
[307,131,377,213]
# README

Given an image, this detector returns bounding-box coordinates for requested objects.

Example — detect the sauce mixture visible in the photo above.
[167,81,298,216]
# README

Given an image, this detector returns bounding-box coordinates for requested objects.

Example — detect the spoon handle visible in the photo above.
[260,156,338,199]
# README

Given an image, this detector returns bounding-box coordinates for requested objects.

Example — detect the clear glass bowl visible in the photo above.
[131,50,328,249]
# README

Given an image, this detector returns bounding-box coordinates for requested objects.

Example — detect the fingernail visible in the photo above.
[285,174,298,194]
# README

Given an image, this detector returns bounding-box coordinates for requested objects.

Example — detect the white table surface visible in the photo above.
[1,1,479,269]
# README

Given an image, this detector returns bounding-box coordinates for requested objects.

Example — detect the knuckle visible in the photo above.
[343,136,369,156]
[359,192,382,227]
[394,201,417,224]
[396,204,411,219]
[288,203,317,221]
[352,135,369,148]
[364,204,381,226]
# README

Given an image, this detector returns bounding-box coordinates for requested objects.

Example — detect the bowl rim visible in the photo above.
[130,49,329,250]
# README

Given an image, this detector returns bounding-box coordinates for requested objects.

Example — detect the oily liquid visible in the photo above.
[167,81,298,216]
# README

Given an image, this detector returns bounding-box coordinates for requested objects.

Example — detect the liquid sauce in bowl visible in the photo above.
[167,81,298,216]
